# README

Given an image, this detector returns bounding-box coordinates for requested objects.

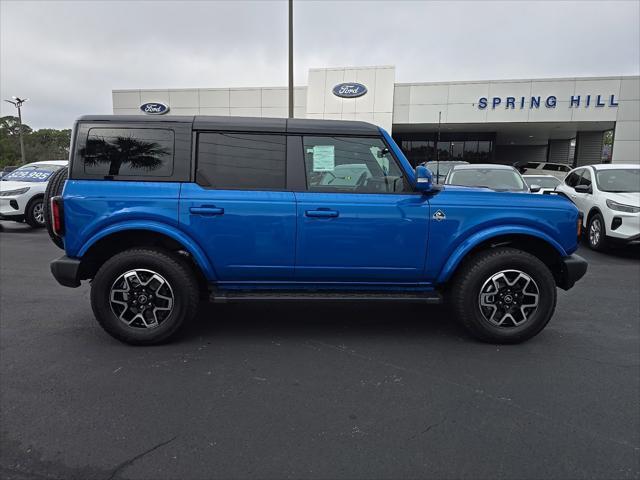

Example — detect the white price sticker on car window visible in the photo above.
[312,145,335,172]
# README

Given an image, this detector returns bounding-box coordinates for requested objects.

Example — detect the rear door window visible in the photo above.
[81,128,175,177]
[196,133,286,190]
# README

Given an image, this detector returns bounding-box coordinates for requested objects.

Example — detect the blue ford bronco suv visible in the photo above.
[46,115,587,345]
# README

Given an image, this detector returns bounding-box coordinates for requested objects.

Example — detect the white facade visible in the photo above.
[113,66,640,165]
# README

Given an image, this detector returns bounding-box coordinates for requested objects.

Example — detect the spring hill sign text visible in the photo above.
[478,94,619,110]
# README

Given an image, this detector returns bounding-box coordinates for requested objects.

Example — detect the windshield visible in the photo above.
[2,164,64,182]
[524,176,561,189]
[448,168,527,191]
[595,169,640,193]
[426,162,465,176]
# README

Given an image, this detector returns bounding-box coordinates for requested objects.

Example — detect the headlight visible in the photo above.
[0,187,30,197]
[606,199,640,213]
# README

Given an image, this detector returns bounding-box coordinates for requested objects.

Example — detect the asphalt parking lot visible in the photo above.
[1,222,638,480]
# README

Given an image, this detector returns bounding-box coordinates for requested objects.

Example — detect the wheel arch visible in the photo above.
[586,206,604,226]
[437,228,567,287]
[77,223,216,285]
[26,192,45,207]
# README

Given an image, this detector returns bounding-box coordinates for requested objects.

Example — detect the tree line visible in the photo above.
[0,116,71,168]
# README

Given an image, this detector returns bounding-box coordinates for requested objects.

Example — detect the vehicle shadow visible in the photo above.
[0,222,41,234]
[579,240,640,261]
[181,301,470,344]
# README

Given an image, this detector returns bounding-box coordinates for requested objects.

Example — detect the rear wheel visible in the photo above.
[25,196,45,228]
[587,213,606,251]
[91,248,199,345]
[43,167,68,248]
[450,247,557,344]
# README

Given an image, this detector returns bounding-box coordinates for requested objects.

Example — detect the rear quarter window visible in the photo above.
[70,122,192,182]
[81,128,174,177]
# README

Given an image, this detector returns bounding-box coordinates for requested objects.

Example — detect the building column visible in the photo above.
[612,121,640,164]
[574,131,604,167]
[547,139,571,164]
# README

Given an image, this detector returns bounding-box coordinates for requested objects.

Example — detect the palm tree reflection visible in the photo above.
[82,135,170,176]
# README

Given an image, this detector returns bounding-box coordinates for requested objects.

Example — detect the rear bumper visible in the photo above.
[50,255,81,288]
[557,254,588,291]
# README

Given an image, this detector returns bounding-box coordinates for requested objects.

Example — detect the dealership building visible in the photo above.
[112,66,640,167]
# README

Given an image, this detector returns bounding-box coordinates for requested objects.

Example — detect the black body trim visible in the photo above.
[211,290,442,304]
[50,256,82,288]
[557,254,588,291]
[77,115,379,136]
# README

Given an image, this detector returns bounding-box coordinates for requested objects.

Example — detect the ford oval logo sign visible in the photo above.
[140,102,169,115]
[333,83,368,98]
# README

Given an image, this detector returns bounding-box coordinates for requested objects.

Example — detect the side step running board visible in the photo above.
[210,291,442,304]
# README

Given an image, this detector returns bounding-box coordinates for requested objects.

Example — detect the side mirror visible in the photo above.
[574,184,592,194]
[415,165,433,192]
[529,184,542,193]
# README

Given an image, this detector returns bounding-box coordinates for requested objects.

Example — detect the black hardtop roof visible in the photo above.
[77,115,380,136]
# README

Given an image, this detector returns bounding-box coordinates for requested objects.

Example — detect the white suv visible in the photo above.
[518,162,571,180]
[0,160,68,228]
[555,164,640,250]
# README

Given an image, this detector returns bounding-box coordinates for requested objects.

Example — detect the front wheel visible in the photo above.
[91,248,200,345]
[25,197,45,228]
[450,247,557,344]
[587,213,607,251]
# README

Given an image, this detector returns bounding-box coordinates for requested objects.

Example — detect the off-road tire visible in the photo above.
[450,247,557,344]
[43,167,68,248]
[587,213,607,251]
[25,196,45,228]
[91,248,200,345]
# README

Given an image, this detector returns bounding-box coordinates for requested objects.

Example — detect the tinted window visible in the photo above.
[542,164,560,171]
[303,136,408,193]
[197,133,286,190]
[565,169,583,187]
[81,128,174,177]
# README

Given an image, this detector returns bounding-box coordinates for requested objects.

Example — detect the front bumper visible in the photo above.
[0,194,29,217]
[557,254,588,291]
[50,255,81,288]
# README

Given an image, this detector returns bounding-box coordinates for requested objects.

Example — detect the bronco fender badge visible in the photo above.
[433,210,446,221]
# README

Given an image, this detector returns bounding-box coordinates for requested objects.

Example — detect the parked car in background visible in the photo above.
[523,174,561,194]
[445,164,536,192]
[0,160,68,227]
[556,164,640,250]
[46,115,586,346]
[516,161,571,181]
[424,160,469,183]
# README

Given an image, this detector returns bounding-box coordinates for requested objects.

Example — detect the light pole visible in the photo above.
[4,96,29,164]
[288,0,293,118]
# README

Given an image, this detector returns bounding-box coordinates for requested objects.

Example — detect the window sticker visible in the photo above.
[312,145,335,172]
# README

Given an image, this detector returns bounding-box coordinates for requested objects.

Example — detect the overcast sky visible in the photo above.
[1,0,639,129]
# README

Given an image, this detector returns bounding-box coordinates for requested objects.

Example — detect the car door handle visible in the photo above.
[190,206,224,216]
[305,209,339,218]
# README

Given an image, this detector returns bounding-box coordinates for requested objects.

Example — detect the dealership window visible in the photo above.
[302,136,408,193]
[81,128,175,177]
[196,133,286,190]
[394,133,495,166]
[400,140,435,165]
